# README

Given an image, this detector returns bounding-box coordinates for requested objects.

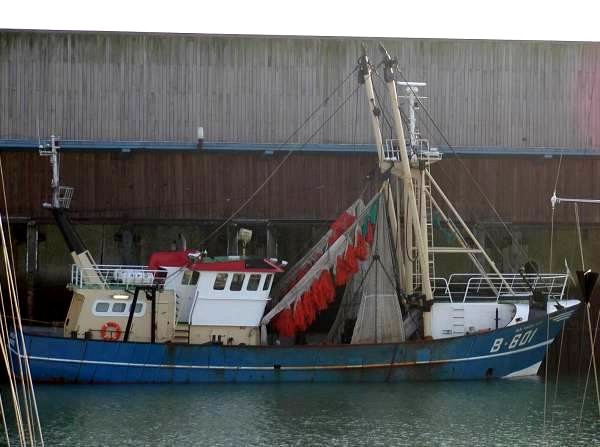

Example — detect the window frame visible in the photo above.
[92,300,146,317]
[247,274,261,291]
[263,273,273,291]
[230,273,246,291]
[213,273,229,290]
[181,269,200,286]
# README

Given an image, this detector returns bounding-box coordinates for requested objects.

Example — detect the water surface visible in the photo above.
[4,377,599,446]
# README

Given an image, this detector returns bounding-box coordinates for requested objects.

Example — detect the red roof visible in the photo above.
[147,250,284,273]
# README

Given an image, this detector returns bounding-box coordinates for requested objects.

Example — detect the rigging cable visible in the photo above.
[372,72,417,265]
[0,156,45,446]
[199,67,359,246]
[394,67,535,276]
[573,200,600,430]
[550,149,564,251]
[577,310,600,432]
[1,156,42,445]
[574,203,585,271]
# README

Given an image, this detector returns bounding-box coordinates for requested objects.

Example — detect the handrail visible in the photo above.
[430,273,567,303]
[451,273,568,303]
[70,264,166,289]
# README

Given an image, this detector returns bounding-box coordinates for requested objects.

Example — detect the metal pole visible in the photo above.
[379,46,434,336]
[123,289,139,342]
[357,51,389,172]
[149,288,157,344]
[426,170,515,296]
[50,135,60,209]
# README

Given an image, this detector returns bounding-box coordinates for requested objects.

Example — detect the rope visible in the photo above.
[574,203,585,271]
[394,67,535,275]
[548,149,563,273]
[550,320,567,427]
[549,206,555,272]
[0,156,45,446]
[0,396,10,446]
[577,308,600,432]
[543,312,550,439]
[199,67,359,246]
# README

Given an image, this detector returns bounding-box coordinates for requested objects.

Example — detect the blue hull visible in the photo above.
[10,306,578,383]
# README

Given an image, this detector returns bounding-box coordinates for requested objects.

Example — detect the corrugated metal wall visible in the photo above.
[2,30,600,224]
[1,30,600,148]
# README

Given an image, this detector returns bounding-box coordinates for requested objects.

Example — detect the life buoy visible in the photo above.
[100,321,122,341]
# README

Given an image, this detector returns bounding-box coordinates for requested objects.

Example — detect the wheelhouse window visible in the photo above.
[230,273,245,291]
[133,303,143,314]
[95,302,109,312]
[213,273,228,290]
[112,302,126,313]
[181,269,200,286]
[247,274,261,291]
[263,274,273,291]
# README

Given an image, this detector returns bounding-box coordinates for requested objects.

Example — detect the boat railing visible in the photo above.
[70,264,167,289]
[436,273,568,303]
[384,139,402,161]
[430,277,451,298]
[384,138,442,163]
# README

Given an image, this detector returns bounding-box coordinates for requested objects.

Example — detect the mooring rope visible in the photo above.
[543,311,550,437]
[550,319,567,427]
[578,309,600,432]
[574,203,585,271]
[0,155,45,446]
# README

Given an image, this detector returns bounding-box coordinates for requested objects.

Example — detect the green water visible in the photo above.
[3,377,600,446]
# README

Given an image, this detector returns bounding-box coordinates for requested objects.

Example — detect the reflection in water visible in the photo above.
[3,377,599,446]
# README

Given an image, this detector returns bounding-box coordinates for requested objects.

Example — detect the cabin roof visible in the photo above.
[147,250,284,273]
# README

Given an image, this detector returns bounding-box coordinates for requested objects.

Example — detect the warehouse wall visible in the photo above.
[1,30,600,148]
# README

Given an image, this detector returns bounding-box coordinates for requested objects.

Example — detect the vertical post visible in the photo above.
[403,179,413,294]
[149,287,157,344]
[123,288,139,342]
[50,135,61,209]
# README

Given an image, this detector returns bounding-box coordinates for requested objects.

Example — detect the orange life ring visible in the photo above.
[100,321,122,341]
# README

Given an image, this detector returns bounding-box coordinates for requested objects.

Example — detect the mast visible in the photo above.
[357,49,406,294]
[39,136,104,286]
[378,45,434,337]
[359,45,517,338]
[357,49,389,172]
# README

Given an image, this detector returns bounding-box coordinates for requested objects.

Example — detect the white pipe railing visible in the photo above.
[430,273,567,303]
[70,264,166,289]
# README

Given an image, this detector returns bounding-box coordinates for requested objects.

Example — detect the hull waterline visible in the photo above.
[9,306,578,384]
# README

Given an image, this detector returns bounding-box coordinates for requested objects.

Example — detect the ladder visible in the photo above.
[451,306,465,335]
[424,172,436,284]
[412,173,436,292]
[173,323,190,344]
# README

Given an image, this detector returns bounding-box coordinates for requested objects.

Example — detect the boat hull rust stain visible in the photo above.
[9,306,577,384]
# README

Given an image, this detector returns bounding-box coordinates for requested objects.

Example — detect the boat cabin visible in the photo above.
[64,250,284,345]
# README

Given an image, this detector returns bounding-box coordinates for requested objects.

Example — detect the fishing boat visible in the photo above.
[9,46,581,383]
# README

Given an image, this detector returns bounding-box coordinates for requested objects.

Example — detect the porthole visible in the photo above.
[95,302,109,313]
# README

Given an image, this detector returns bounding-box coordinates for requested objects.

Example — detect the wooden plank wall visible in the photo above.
[3,150,600,224]
[2,151,379,222]
[1,31,600,149]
